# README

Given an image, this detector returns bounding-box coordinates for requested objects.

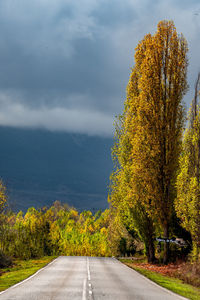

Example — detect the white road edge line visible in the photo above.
[0,256,60,296]
[117,259,189,300]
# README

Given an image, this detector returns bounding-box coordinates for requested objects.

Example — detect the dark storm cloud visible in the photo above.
[0,0,199,135]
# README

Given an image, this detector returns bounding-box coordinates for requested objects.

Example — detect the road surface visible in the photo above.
[0,256,188,299]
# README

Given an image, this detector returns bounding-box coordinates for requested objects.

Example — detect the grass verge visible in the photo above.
[0,256,56,292]
[120,259,200,300]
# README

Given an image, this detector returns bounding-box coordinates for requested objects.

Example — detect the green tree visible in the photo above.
[110,20,188,264]
[0,180,7,213]
[0,180,8,260]
[176,73,200,264]
[109,113,156,262]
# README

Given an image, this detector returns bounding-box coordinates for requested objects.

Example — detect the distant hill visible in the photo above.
[0,127,114,212]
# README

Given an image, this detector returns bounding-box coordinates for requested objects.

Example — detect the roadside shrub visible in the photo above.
[0,250,12,268]
[175,261,200,288]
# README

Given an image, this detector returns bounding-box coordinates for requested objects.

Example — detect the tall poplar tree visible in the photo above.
[129,20,188,263]
[110,20,188,264]
[176,73,200,264]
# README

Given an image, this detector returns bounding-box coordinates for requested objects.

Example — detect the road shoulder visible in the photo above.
[0,256,57,294]
[120,259,200,300]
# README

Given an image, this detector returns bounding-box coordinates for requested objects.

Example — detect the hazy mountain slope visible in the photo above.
[0,127,113,211]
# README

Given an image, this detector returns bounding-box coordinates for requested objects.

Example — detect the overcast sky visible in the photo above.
[0,0,199,136]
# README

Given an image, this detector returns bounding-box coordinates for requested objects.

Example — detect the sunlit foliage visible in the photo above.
[176,74,200,262]
[109,20,188,263]
[0,201,114,259]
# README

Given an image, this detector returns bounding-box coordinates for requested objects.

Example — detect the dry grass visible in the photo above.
[174,262,200,288]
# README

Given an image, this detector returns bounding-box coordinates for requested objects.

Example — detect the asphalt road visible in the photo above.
[0,256,188,300]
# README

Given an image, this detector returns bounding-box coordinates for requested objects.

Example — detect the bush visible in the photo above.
[0,250,12,268]
[175,261,200,288]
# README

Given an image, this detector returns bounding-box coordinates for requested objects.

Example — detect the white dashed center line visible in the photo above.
[87,257,93,298]
[82,257,93,300]
[82,279,87,300]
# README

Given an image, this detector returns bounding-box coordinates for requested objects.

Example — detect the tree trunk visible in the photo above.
[146,218,156,264]
[146,238,156,263]
[163,223,169,264]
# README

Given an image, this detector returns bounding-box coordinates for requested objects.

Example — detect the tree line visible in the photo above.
[0,198,138,263]
[109,20,200,265]
[0,201,111,259]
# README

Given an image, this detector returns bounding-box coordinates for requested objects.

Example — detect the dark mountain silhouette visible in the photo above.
[0,127,113,212]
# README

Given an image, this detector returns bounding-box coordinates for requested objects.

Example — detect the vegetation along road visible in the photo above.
[0,256,188,300]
